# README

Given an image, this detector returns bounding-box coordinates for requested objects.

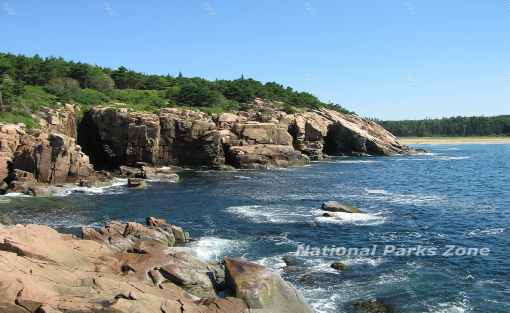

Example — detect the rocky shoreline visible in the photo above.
[0,217,313,313]
[1,99,416,196]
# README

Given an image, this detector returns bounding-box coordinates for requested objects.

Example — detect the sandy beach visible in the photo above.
[399,136,510,145]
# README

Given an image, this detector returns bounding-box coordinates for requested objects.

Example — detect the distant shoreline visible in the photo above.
[399,136,510,145]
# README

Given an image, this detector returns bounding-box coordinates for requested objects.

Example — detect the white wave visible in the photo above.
[416,152,437,156]
[301,289,340,313]
[466,227,505,237]
[188,236,247,261]
[314,211,385,226]
[255,255,287,273]
[338,160,379,164]
[344,257,385,267]
[428,302,471,313]
[233,175,252,180]
[427,292,472,313]
[363,189,446,205]
[365,189,389,195]
[375,272,408,285]
[54,178,128,197]
[433,156,470,161]
[0,192,31,198]
[225,205,309,224]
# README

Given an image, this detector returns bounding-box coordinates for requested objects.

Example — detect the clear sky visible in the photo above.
[1,0,509,120]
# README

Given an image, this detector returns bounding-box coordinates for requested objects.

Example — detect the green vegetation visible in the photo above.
[0,52,349,127]
[380,116,510,137]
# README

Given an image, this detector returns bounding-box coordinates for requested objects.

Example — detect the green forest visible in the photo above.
[380,116,510,137]
[0,52,347,128]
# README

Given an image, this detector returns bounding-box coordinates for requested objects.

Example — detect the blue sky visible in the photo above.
[1,0,509,120]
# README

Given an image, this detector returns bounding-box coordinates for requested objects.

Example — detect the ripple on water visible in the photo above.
[362,188,447,206]
[465,227,506,238]
[313,211,386,226]
[225,205,310,224]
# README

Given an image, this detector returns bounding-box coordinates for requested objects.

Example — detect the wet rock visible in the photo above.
[0,181,8,195]
[331,261,347,271]
[225,257,313,313]
[127,178,146,188]
[25,184,53,197]
[321,201,360,213]
[120,165,144,178]
[0,214,13,225]
[352,299,393,313]
[144,166,179,182]
[282,255,302,267]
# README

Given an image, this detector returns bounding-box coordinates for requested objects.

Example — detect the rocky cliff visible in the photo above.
[1,99,414,193]
[0,105,95,194]
[0,218,312,313]
[78,99,413,170]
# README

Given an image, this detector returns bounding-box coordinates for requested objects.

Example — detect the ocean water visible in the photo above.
[1,144,509,313]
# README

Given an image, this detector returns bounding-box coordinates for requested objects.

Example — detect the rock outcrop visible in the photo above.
[289,108,412,159]
[0,105,95,194]
[0,218,312,313]
[321,201,360,213]
[79,99,412,170]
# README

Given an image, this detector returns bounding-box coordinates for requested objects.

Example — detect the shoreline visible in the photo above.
[399,136,510,145]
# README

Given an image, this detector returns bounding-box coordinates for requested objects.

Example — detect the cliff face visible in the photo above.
[1,100,413,191]
[78,99,413,170]
[0,105,94,193]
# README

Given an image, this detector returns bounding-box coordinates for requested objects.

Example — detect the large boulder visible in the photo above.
[321,201,360,213]
[224,257,313,313]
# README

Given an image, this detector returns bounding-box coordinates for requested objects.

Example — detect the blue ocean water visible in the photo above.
[1,144,509,313]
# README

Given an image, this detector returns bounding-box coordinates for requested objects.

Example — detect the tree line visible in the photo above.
[380,116,510,137]
[0,52,348,124]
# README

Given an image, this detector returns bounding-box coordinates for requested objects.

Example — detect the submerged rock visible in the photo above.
[127,177,146,188]
[0,214,13,225]
[321,201,360,213]
[331,261,347,271]
[352,299,393,313]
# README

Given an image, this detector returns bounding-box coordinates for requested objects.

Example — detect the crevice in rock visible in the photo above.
[78,111,122,170]
[324,123,365,156]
